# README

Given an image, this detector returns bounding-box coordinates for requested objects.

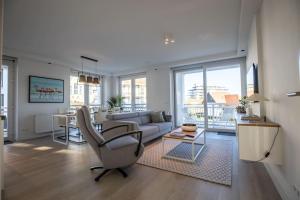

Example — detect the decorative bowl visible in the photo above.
[181,123,197,132]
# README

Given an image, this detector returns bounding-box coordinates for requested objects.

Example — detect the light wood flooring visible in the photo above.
[3,133,282,200]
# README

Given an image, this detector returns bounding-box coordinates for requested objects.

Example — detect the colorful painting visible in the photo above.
[29,76,64,103]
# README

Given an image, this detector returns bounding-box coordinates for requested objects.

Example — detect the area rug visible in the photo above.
[137,139,233,186]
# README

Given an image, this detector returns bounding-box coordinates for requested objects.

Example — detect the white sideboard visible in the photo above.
[235,114,282,165]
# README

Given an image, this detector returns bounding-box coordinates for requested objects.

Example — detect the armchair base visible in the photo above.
[91,167,128,182]
[90,166,103,170]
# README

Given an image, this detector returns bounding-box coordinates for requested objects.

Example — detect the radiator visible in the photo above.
[34,114,60,134]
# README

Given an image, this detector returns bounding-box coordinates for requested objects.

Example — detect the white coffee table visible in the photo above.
[162,128,206,163]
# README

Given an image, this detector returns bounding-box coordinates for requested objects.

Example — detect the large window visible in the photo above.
[120,75,147,112]
[70,74,103,111]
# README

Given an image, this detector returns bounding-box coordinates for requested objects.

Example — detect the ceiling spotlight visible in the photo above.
[164,33,175,45]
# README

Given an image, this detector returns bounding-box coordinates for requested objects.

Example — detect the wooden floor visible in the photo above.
[3,133,281,200]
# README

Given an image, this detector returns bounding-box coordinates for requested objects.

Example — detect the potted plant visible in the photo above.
[107,95,124,112]
[236,96,249,113]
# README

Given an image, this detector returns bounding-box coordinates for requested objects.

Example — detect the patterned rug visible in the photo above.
[137,139,233,186]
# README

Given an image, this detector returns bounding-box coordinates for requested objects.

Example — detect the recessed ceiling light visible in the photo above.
[164,33,175,45]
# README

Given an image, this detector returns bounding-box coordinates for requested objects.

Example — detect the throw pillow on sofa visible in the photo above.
[150,111,165,123]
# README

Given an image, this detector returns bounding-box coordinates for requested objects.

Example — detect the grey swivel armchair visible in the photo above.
[76,106,144,181]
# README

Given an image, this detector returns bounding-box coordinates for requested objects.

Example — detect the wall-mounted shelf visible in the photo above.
[235,113,282,165]
[287,92,300,97]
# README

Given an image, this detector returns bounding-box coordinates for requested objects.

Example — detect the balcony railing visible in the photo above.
[180,103,236,129]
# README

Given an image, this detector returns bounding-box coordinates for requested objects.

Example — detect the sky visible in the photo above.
[183,67,241,95]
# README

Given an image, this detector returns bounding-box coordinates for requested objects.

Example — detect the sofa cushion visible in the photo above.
[106,112,138,120]
[139,125,160,138]
[126,117,142,125]
[147,122,172,132]
[150,111,165,123]
[140,115,151,124]
[138,111,151,116]
[138,111,151,124]
[105,136,138,150]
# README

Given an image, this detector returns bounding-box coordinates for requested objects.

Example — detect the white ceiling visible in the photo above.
[3,0,260,73]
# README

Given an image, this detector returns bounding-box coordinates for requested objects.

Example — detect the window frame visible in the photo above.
[119,73,147,112]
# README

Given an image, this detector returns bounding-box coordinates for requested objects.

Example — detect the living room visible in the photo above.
[0,0,299,200]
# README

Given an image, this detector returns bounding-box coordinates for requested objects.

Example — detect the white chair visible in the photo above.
[56,108,85,144]
[220,106,235,127]
[94,108,108,131]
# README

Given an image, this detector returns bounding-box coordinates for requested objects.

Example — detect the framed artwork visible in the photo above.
[29,76,64,103]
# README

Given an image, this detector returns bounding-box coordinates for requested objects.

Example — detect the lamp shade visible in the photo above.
[79,74,87,83]
[87,75,93,83]
[93,77,100,84]
[246,93,269,102]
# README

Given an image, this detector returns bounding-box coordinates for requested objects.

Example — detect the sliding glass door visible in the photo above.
[1,58,16,142]
[174,64,242,131]
[1,64,8,140]
[175,68,205,128]
[206,66,241,130]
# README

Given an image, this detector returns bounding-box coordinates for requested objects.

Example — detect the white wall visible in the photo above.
[249,0,300,199]
[103,75,114,104]
[16,58,70,140]
[246,17,259,70]
[147,67,172,113]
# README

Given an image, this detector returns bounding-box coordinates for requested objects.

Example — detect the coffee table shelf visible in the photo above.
[162,128,206,163]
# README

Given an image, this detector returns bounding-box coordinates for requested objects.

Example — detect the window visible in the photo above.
[134,77,146,107]
[120,75,147,112]
[70,74,103,111]
[88,84,101,105]
[121,79,132,105]
[70,75,84,106]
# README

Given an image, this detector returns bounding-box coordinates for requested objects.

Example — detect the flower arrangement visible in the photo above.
[236,96,249,113]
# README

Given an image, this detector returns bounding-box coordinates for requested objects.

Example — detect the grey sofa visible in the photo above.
[102,111,172,143]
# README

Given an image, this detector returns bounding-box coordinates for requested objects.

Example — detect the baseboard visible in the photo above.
[264,163,297,200]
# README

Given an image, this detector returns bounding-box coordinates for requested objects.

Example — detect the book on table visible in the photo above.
[169,129,196,138]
